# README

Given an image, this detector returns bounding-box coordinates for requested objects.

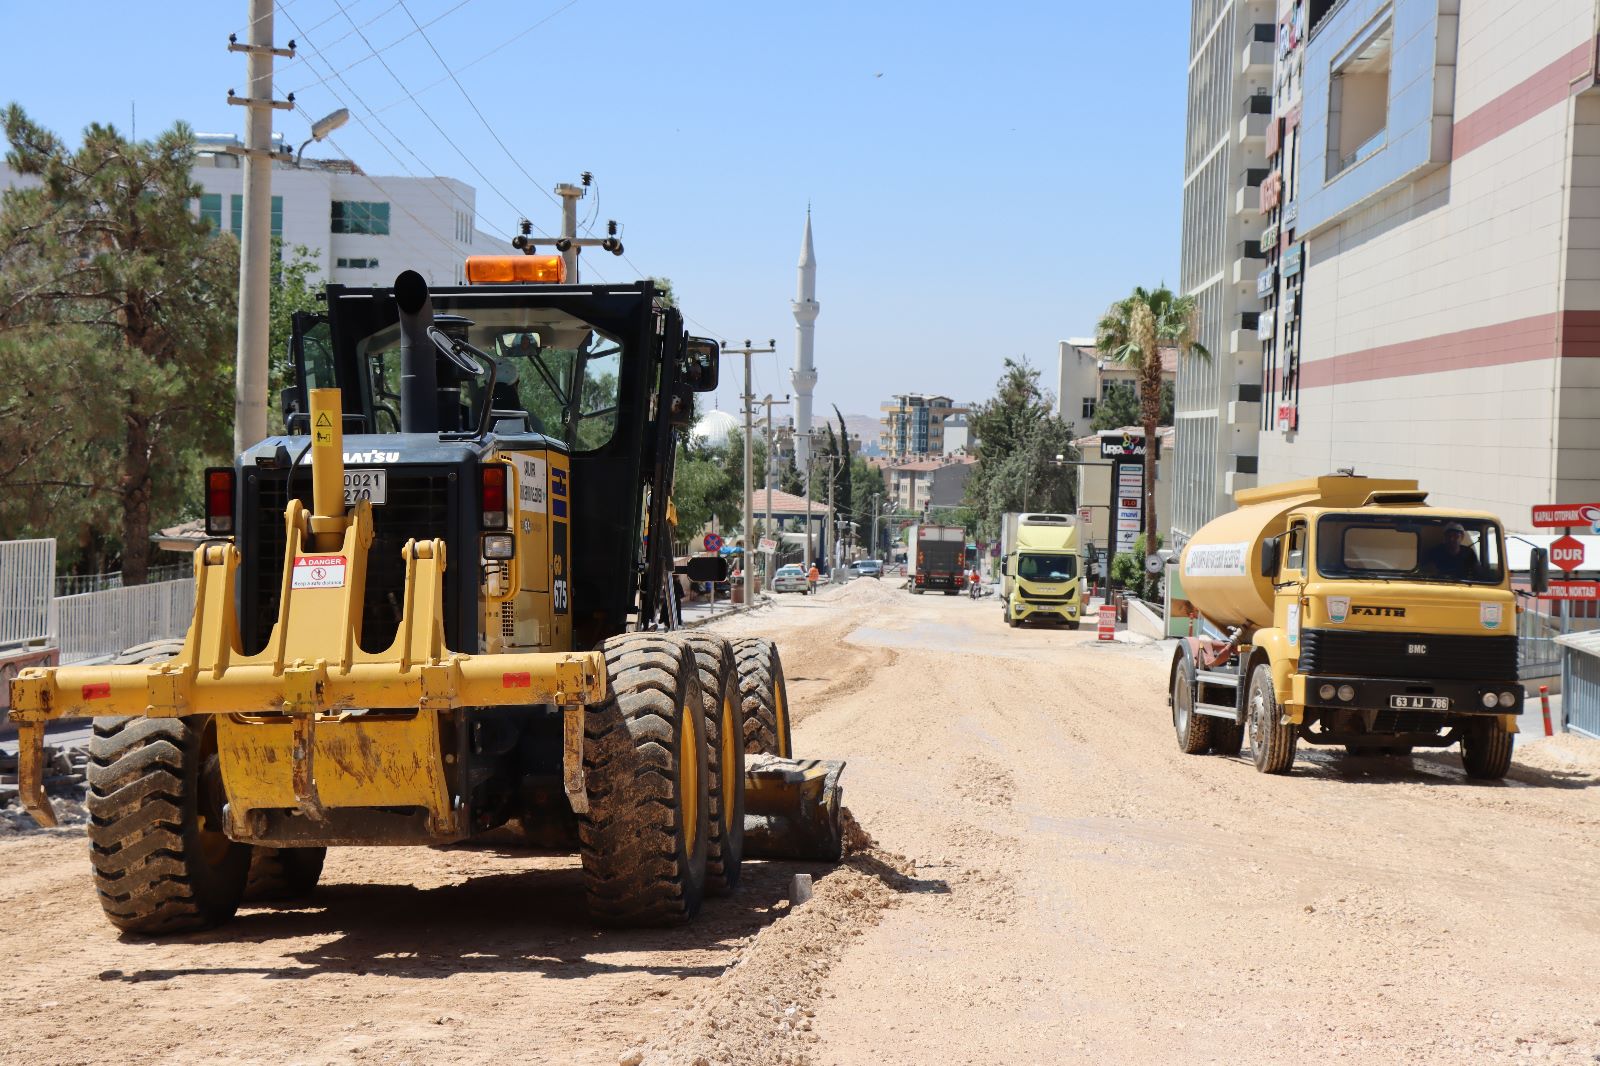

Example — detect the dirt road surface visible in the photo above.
[6,580,1600,1064]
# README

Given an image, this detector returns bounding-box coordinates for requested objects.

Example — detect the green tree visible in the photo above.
[0,107,237,581]
[1090,380,1175,433]
[267,239,323,425]
[963,358,1079,542]
[1096,285,1207,557]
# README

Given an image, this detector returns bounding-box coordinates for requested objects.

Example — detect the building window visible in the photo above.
[227,194,283,239]
[331,200,391,235]
[1081,397,1097,419]
[1327,19,1391,179]
[199,193,222,231]
[336,257,379,270]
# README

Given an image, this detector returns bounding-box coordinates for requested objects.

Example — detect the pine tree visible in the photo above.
[0,107,237,581]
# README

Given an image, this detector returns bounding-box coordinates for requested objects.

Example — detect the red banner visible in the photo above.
[1531,503,1600,529]
[1542,581,1599,600]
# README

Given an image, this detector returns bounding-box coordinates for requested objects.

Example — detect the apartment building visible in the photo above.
[879,394,970,459]
[1058,339,1180,427]
[1256,0,1600,529]
[888,455,977,515]
[1175,0,1278,545]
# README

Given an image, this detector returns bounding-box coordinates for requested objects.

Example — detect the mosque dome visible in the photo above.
[691,409,740,449]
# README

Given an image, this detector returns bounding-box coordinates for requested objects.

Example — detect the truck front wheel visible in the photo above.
[1246,664,1297,774]
[1460,720,1514,781]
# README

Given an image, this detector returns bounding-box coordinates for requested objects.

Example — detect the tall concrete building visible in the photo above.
[1256,0,1600,529]
[879,394,970,460]
[791,211,820,476]
[1175,0,1278,545]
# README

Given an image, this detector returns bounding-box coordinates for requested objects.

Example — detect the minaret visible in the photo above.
[791,209,820,478]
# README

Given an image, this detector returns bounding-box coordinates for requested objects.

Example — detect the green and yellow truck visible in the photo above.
[999,512,1083,628]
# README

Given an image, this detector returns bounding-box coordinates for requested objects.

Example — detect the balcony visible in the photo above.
[1245,93,1273,116]
[1242,27,1275,73]
[1235,170,1266,216]
[1229,329,1262,355]
[1239,110,1270,144]
[1225,470,1259,495]
[1231,240,1265,286]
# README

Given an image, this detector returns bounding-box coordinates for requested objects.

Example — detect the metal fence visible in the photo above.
[0,539,56,647]
[56,579,195,664]
[54,564,187,597]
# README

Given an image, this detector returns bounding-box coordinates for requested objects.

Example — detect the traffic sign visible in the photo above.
[1532,503,1600,531]
[1145,554,1163,575]
[1077,507,1092,525]
[703,532,724,553]
[757,537,777,553]
[1541,580,1599,600]
[1551,534,1585,572]
[1097,604,1117,641]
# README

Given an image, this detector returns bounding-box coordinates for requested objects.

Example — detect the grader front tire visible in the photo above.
[732,637,793,757]
[86,716,251,935]
[683,635,746,896]
[579,634,711,926]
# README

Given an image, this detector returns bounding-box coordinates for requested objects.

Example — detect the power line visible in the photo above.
[368,0,587,115]
[277,6,508,239]
[289,1,404,62]
[322,0,539,236]
[286,0,480,95]
[233,0,306,37]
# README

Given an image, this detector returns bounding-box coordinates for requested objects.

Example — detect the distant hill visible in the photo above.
[842,414,881,455]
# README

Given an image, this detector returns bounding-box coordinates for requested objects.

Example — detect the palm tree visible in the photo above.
[1095,286,1209,564]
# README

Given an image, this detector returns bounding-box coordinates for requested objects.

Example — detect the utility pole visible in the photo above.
[760,393,791,587]
[870,493,882,561]
[511,173,626,282]
[722,339,776,605]
[228,4,295,456]
[800,433,814,571]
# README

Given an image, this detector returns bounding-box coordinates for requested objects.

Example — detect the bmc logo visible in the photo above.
[1407,644,1429,656]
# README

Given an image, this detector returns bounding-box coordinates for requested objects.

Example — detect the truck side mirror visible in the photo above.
[1259,537,1281,578]
[999,558,1008,576]
[1530,546,1550,595]
[683,337,721,393]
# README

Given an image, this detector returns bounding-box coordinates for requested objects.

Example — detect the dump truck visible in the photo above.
[1169,474,1544,779]
[998,512,1082,628]
[907,524,967,594]
[9,258,844,934]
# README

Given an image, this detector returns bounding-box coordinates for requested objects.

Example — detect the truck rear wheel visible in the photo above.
[683,635,745,896]
[86,715,251,935]
[1209,719,1244,756]
[732,638,792,757]
[245,846,326,901]
[1171,658,1212,754]
[580,634,710,925]
[1460,720,1514,781]
[1246,664,1297,774]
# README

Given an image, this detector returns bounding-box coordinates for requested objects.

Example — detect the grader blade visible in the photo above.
[742,754,846,862]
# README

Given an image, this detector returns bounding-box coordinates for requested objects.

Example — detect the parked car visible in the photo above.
[771,564,809,593]
[850,559,884,579]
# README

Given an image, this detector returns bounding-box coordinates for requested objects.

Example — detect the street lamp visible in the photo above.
[296,107,349,166]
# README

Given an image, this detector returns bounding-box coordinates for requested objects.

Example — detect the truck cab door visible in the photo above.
[1275,520,1309,650]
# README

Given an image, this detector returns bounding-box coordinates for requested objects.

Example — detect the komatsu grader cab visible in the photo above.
[9,257,844,934]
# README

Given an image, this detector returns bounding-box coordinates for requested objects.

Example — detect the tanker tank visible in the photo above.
[1177,475,1420,631]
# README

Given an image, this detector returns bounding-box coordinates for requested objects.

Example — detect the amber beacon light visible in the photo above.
[466,254,567,284]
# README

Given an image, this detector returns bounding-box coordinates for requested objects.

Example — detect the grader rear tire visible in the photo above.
[579,634,711,925]
[86,716,251,935]
[732,637,793,757]
[245,846,327,901]
[683,635,746,896]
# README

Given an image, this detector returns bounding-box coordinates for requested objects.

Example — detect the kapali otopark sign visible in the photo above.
[1099,432,1162,460]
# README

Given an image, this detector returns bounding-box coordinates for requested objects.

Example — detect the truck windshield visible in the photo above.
[349,301,622,451]
[1315,515,1504,585]
[1018,553,1077,582]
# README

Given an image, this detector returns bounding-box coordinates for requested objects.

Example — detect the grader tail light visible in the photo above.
[204,467,235,536]
[465,254,567,284]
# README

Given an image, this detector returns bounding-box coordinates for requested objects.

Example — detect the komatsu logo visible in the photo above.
[344,450,399,464]
[1351,605,1406,618]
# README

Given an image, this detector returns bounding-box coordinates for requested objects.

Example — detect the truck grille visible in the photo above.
[246,472,459,654]
[1298,629,1516,682]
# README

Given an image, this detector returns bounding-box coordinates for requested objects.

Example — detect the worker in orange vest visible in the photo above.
[807,563,820,595]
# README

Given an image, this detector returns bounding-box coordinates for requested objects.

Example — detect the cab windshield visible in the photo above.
[1315,514,1504,585]
[1017,553,1077,582]
[311,301,623,451]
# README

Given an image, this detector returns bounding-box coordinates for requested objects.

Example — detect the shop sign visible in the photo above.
[1283,242,1303,277]
[1256,269,1276,298]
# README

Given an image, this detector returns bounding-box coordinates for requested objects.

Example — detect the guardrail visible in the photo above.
[56,579,195,664]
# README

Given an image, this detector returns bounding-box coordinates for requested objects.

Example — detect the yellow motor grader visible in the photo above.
[9,260,843,934]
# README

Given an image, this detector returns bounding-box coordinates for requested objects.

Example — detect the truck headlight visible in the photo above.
[1481,692,1499,709]
[1498,691,1518,708]
[1337,684,1355,702]
[1318,683,1336,701]
[482,533,515,559]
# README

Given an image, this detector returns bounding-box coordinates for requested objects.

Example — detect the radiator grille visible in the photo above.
[247,472,457,654]
[1298,629,1517,682]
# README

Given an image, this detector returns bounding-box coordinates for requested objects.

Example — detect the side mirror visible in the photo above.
[999,558,1008,576]
[1530,546,1550,595]
[680,555,730,583]
[1259,537,1281,578]
[683,337,720,393]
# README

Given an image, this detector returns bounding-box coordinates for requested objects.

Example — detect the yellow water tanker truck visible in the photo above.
[1169,474,1548,778]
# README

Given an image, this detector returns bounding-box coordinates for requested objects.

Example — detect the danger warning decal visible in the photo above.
[291,555,348,589]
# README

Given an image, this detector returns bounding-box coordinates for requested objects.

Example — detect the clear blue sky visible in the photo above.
[4,0,1186,423]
